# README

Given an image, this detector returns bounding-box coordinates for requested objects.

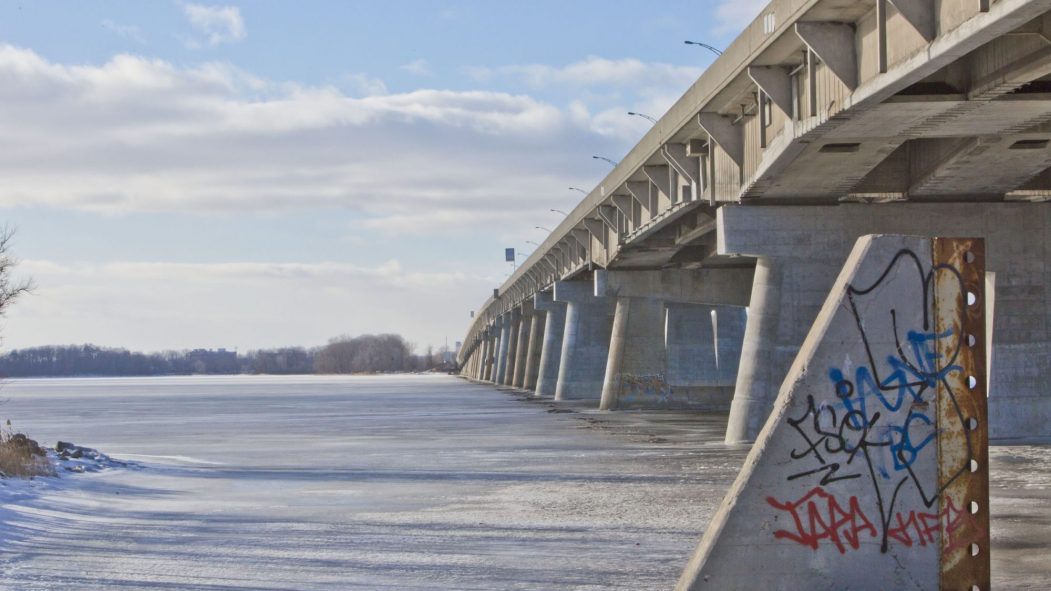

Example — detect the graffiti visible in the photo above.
[766,486,877,554]
[773,247,983,556]
[616,372,671,405]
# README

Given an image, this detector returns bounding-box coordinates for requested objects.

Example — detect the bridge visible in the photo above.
[457,0,1051,443]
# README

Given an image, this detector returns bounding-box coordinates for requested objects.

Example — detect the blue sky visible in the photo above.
[0,0,764,353]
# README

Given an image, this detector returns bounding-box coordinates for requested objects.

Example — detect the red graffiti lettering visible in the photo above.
[766,487,878,553]
[887,509,940,548]
[942,496,985,554]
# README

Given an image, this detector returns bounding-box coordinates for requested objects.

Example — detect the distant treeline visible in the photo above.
[0,334,455,378]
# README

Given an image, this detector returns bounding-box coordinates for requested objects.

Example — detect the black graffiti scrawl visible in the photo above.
[767,246,984,557]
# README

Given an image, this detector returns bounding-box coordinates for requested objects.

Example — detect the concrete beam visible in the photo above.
[662,143,702,187]
[626,181,652,212]
[594,268,753,306]
[888,0,936,41]
[582,218,605,244]
[747,66,793,117]
[643,165,672,201]
[697,113,744,168]
[612,194,634,219]
[794,22,858,91]
[718,203,1051,441]
[597,204,619,231]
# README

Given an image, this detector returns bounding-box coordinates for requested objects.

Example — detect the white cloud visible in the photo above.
[4,258,486,350]
[0,45,587,227]
[182,3,246,47]
[101,19,146,45]
[342,72,388,97]
[399,59,432,77]
[712,0,768,35]
[468,56,702,90]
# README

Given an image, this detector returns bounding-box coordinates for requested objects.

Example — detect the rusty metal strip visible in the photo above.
[933,237,991,590]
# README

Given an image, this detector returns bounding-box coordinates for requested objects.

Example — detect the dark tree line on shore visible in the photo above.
[0,335,455,378]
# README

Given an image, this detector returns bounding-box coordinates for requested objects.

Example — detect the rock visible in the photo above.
[70,449,83,459]
[56,441,75,452]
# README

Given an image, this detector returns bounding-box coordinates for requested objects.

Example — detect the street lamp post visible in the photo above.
[627,111,657,123]
[592,155,619,166]
[550,208,568,215]
[535,226,552,232]
[568,187,587,194]
[684,40,723,55]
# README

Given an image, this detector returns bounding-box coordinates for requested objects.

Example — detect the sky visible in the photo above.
[0,0,765,354]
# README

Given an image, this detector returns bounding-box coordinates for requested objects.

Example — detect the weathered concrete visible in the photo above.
[511,302,533,388]
[522,307,545,391]
[720,203,1051,442]
[596,268,753,306]
[665,303,746,410]
[494,314,511,385]
[600,297,666,410]
[480,328,494,382]
[679,235,990,590]
[594,269,752,410]
[725,257,786,443]
[554,280,615,401]
[503,308,521,386]
[533,291,566,397]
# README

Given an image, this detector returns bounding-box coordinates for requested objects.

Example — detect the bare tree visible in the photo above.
[0,227,33,319]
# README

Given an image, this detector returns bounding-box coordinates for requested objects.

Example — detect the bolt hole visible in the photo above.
[967,333,977,347]
[968,375,978,389]
[967,291,979,307]
[967,417,979,431]
[971,543,980,556]
[964,251,976,264]
[970,459,979,473]
[970,501,979,514]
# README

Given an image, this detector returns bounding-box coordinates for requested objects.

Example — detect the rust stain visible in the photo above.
[932,237,990,590]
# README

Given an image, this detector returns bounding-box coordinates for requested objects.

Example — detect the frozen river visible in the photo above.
[0,375,1047,590]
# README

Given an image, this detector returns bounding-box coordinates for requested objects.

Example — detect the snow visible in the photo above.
[0,375,1046,590]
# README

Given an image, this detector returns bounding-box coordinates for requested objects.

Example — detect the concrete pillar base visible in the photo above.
[534,291,566,397]
[554,280,615,401]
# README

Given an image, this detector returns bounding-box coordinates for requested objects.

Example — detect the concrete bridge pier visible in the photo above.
[511,302,532,388]
[725,257,787,443]
[720,203,1051,443]
[599,296,665,410]
[554,280,615,401]
[502,308,521,386]
[480,325,495,382]
[595,269,753,410]
[521,305,546,391]
[533,291,566,397]
[665,303,746,410]
[493,314,511,385]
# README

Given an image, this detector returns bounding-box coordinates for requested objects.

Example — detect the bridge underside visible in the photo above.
[461,0,1051,443]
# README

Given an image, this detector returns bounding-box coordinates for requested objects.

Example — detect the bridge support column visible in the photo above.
[502,308,521,386]
[480,327,494,381]
[725,257,787,443]
[720,202,1051,441]
[533,292,566,397]
[666,303,746,411]
[594,269,753,410]
[554,280,615,401]
[522,306,545,391]
[494,314,510,385]
[511,302,532,388]
[600,297,665,410]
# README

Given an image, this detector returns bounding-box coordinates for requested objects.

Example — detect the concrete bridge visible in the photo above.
[457,0,1051,442]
